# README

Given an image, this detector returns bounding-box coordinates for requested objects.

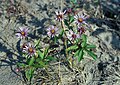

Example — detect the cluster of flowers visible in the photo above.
[16,27,36,56]
[15,9,89,57]
[46,8,89,41]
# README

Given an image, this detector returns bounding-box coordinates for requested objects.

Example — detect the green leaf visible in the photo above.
[86,44,96,49]
[25,70,30,81]
[38,50,44,59]
[85,49,97,60]
[81,34,87,48]
[25,67,34,81]
[46,56,56,61]
[68,26,73,30]
[17,63,26,67]
[82,34,87,42]
[71,0,77,3]
[69,16,74,23]
[78,49,84,62]
[66,45,78,52]
[32,63,45,68]
[34,39,40,48]
[35,57,41,62]
[64,19,69,27]
[59,29,64,38]
[39,61,46,67]
[43,47,49,57]
[74,50,79,57]
[29,57,35,66]
[54,36,58,44]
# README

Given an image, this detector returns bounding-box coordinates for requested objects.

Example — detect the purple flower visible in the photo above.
[23,43,36,56]
[7,5,16,16]
[67,30,80,41]
[21,42,28,51]
[15,68,20,72]
[55,10,66,21]
[47,26,59,37]
[16,26,29,39]
[78,26,86,35]
[65,8,73,15]
[74,13,89,26]
[10,0,15,4]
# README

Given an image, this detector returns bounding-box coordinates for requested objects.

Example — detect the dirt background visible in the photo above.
[0,0,120,85]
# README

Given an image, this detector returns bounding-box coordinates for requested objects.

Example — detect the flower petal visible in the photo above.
[55,11,58,15]
[19,27,24,31]
[15,33,21,38]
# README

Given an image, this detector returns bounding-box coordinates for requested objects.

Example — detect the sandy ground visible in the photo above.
[0,0,120,85]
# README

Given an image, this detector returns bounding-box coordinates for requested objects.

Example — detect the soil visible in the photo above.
[0,0,120,85]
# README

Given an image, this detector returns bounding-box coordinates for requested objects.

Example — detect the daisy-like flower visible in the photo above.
[55,10,66,21]
[65,8,72,15]
[21,42,29,52]
[16,26,29,39]
[78,26,86,35]
[47,26,59,37]
[7,5,16,16]
[10,0,15,4]
[67,30,80,41]
[74,13,89,26]
[23,43,36,56]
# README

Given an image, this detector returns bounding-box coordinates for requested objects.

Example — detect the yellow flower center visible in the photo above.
[21,31,25,36]
[50,29,55,34]
[28,47,33,53]
[78,18,83,23]
[57,15,62,19]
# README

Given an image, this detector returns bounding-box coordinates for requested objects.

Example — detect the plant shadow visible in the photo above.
[88,0,120,50]
[0,39,25,76]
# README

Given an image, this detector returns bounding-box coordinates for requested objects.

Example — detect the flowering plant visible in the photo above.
[15,26,55,82]
[15,0,97,83]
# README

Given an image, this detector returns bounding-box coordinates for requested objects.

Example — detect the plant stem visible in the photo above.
[61,20,68,59]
